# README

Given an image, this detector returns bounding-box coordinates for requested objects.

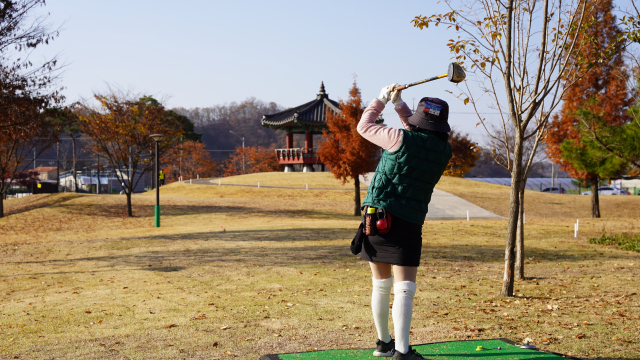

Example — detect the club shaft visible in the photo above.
[394,74,447,91]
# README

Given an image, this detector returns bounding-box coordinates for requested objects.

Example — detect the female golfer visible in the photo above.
[356,84,452,360]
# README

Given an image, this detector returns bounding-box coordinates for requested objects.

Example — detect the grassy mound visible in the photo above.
[210,172,356,189]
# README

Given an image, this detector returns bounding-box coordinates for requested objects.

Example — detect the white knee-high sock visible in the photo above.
[392,281,416,354]
[371,277,393,343]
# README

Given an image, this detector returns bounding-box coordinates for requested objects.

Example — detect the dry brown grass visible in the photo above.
[0,174,639,359]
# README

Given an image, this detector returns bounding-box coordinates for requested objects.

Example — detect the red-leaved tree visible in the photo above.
[223,146,282,177]
[161,140,217,183]
[546,0,630,218]
[317,79,378,216]
[445,130,479,177]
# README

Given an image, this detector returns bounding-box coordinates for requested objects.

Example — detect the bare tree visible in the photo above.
[485,121,548,279]
[413,0,601,296]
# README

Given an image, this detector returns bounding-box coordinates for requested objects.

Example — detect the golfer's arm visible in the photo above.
[396,102,413,130]
[357,99,403,152]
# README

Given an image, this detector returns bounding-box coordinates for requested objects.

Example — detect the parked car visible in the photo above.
[581,186,630,195]
[541,187,566,194]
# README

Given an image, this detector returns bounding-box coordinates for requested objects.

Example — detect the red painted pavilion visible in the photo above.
[261,82,337,172]
[262,82,383,172]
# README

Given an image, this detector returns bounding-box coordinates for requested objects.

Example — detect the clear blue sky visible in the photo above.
[36,1,490,139]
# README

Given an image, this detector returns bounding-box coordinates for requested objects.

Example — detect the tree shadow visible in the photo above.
[4,193,82,216]
[55,201,359,221]
[6,225,636,280]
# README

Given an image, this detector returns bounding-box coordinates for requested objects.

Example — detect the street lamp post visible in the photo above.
[150,134,164,228]
[229,131,245,173]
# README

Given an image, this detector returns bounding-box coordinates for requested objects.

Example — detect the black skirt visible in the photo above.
[360,212,423,266]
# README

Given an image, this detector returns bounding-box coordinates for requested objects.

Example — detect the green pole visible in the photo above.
[155,205,160,227]
[153,138,161,228]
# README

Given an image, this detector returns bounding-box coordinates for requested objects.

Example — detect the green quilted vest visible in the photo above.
[362,129,452,225]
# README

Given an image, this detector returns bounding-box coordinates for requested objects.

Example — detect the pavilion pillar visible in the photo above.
[286,131,293,149]
[304,131,312,153]
[303,130,315,172]
[284,130,295,173]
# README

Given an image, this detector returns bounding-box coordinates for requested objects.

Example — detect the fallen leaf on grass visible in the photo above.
[212,342,219,347]
[220,325,229,330]
[165,324,178,329]
[575,333,586,339]
[612,336,632,343]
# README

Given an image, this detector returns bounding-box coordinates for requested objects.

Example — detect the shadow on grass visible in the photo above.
[6,227,635,280]
[4,193,83,216]
[55,202,360,222]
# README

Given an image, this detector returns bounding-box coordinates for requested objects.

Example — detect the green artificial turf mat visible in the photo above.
[268,339,570,360]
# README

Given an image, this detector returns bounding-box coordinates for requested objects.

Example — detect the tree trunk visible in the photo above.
[354,175,362,216]
[126,191,133,217]
[0,192,4,218]
[72,137,77,193]
[515,186,525,280]
[591,177,600,218]
[501,137,523,297]
[56,142,60,193]
[97,156,100,194]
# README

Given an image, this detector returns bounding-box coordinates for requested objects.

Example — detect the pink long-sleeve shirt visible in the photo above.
[357,98,413,152]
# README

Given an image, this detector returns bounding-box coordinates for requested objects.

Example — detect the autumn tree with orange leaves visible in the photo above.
[80,95,184,217]
[546,0,630,218]
[444,130,479,177]
[223,146,282,177]
[161,140,217,183]
[317,80,378,216]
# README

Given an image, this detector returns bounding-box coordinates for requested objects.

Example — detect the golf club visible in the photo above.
[393,62,466,91]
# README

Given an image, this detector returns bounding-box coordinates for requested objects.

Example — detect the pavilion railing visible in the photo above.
[275,148,320,161]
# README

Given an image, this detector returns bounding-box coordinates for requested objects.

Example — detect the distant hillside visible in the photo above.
[173,98,290,161]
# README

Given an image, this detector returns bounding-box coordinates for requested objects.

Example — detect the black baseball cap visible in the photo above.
[407,97,450,132]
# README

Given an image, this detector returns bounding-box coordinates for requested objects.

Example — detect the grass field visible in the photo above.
[0,173,639,359]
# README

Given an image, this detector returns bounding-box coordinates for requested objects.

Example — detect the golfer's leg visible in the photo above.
[392,266,418,354]
[370,262,393,343]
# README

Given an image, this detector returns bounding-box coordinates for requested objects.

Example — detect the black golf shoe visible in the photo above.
[392,346,432,360]
[373,338,395,357]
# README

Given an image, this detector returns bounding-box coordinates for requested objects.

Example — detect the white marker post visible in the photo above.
[258,182,260,188]
[190,179,192,184]
[574,223,577,238]
[306,184,308,190]
[218,180,221,185]
[467,210,469,221]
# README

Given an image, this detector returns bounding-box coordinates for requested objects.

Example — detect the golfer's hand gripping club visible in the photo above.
[390,87,403,107]
[377,83,399,104]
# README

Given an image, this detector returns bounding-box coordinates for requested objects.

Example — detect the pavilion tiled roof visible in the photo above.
[261,82,340,127]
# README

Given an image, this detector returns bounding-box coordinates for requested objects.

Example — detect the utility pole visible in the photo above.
[56,142,60,192]
[229,131,245,173]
